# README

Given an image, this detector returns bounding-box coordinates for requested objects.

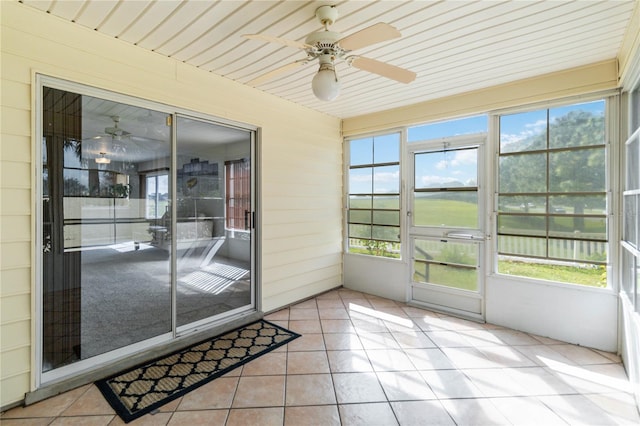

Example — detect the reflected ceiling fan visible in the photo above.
[84,115,158,162]
[243,5,416,101]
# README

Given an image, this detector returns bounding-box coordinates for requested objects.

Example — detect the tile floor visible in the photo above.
[2,287,639,425]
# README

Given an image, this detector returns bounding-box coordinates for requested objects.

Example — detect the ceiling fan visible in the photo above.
[243,5,416,101]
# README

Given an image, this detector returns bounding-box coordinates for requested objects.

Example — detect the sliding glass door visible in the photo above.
[175,115,253,329]
[39,80,256,382]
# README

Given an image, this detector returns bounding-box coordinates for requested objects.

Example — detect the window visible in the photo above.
[347,133,400,258]
[225,159,250,230]
[497,100,608,287]
[145,173,168,219]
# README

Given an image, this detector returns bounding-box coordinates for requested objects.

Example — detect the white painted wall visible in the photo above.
[486,276,618,351]
[343,254,407,302]
[0,1,341,408]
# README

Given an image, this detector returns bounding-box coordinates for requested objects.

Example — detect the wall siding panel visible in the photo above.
[0,1,341,407]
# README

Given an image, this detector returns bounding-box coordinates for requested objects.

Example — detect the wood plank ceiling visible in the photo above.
[19,0,637,119]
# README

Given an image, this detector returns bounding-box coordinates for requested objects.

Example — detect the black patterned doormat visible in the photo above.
[96,320,300,423]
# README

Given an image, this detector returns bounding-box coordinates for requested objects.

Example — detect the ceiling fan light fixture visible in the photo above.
[312,59,340,101]
[95,152,110,164]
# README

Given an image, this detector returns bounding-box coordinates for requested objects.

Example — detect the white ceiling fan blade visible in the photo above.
[350,56,416,84]
[247,59,311,86]
[243,34,311,50]
[338,23,401,51]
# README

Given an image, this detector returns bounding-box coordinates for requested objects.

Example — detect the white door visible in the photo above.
[407,134,486,321]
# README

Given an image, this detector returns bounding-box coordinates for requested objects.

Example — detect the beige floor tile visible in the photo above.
[463,368,530,397]
[323,333,363,351]
[318,307,350,319]
[390,330,436,349]
[547,344,616,365]
[439,398,510,425]
[0,418,56,425]
[156,396,182,412]
[60,385,115,416]
[321,319,356,333]
[390,400,455,426]
[512,344,577,367]
[382,318,422,333]
[288,319,322,334]
[177,376,239,410]
[264,309,289,321]
[231,376,285,408]
[50,415,115,425]
[109,411,173,425]
[426,330,473,348]
[440,346,497,369]
[285,374,336,406]
[351,318,389,333]
[316,298,346,309]
[327,350,373,373]
[476,345,538,368]
[267,320,289,329]
[315,290,342,300]
[366,349,415,372]
[401,306,439,318]
[489,329,546,346]
[338,402,398,426]
[167,410,228,425]
[358,332,400,350]
[403,348,455,370]
[490,396,568,425]
[342,298,373,309]
[288,308,319,320]
[290,299,317,309]
[583,392,640,424]
[505,366,578,396]
[376,371,436,401]
[1,385,90,419]
[419,369,483,399]
[286,333,325,352]
[241,352,287,376]
[286,351,330,374]
[332,372,387,404]
[226,407,283,426]
[539,394,627,425]
[546,363,633,394]
[284,405,340,426]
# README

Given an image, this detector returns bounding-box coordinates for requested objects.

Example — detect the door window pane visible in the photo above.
[175,116,252,328]
[414,192,478,228]
[413,239,479,291]
[42,87,172,371]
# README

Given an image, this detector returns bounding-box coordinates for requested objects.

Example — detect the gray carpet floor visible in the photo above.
[80,241,251,359]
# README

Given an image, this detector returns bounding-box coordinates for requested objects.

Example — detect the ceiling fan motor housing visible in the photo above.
[315,5,339,26]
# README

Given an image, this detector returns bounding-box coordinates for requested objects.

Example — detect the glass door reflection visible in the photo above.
[175,115,253,328]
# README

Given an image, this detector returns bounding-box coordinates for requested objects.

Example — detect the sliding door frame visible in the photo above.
[34,74,261,388]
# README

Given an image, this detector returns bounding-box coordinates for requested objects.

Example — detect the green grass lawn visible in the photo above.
[350,196,607,288]
[498,260,606,287]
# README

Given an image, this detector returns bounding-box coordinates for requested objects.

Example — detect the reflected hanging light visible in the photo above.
[95,152,110,164]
